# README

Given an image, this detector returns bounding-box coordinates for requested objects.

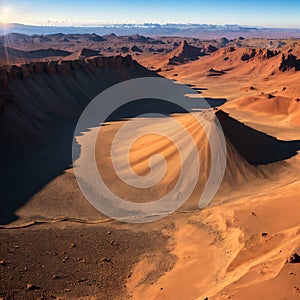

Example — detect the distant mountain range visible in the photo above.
[1,23,300,38]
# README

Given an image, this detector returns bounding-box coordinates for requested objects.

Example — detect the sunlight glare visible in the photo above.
[0,3,12,25]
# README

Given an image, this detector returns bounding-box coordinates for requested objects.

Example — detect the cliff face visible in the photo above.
[0,55,152,110]
[0,55,156,148]
[0,55,144,86]
[279,53,300,71]
[0,55,157,223]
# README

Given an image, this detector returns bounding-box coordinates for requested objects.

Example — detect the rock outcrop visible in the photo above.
[168,40,205,65]
[0,55,152,114]
[80,48,101,57]
[265,49,280,59]
[120,46,130,53]
[87,34,106,42]
[241,49,257,61]
[131,45,143,53]
[220,37,230,47]
[279,53,300,71]
[206,44,219,53]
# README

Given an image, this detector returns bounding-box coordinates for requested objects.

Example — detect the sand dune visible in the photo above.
[226,95,300,127]
[160,42,300,128]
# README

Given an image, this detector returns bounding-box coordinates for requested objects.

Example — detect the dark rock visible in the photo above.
[148,47,165,53]
[88,34,105,42]
[241,49,256,61]
[220,37,229,47]
[169,40,205,64]
[224,47,235,53]
[206,44,218,53]
[131,45,143,53]
[26,283,40,291]
[208,68,225,75]
[280,53,300,71]
[265,49,280,59]
[289,253,300,264]
[80,48,100,57]
[120,46,129,53]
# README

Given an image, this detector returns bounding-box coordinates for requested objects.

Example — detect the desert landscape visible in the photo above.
[0,4,300,300]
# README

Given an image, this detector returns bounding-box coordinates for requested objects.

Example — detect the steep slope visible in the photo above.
[168,40,206,64]
[0,55,156,224]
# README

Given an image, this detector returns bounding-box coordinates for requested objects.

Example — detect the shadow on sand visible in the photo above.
[0,96,299,225]
[216,110,300,165]
[0,94,224,225]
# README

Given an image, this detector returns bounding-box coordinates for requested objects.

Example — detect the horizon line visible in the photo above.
[1,22,300,30]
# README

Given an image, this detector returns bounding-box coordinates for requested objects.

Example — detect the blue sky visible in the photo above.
[1,0,300,28]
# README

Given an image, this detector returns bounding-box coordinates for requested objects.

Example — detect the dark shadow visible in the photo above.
[216,110,300,165]
[105,97,226,121]
[1,74,299,225]
[0,121,78,224]
[193,88,208,91]
[0,83,226,225]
